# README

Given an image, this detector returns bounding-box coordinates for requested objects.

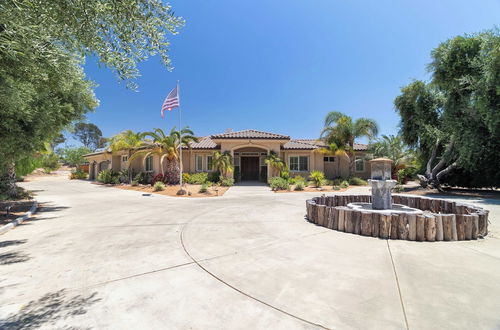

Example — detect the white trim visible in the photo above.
[195,154,203,172]
[288,155,309,172]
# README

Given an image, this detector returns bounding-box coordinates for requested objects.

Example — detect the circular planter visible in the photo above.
[306,195,489,241]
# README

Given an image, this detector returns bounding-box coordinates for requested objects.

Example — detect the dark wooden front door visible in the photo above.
[241,157,259,181]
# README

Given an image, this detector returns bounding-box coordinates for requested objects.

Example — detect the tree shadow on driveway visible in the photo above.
[0,251,30,265]
[0,289,100,330]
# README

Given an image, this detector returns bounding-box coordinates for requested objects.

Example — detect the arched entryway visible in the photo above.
[232,146,269,182]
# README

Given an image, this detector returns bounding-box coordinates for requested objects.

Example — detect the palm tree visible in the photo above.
[211,151,234,179]
[130,127,197,184]
[320,111,378,175]
[264,151,288,177]
[109,130,147,182]
[371,135,415,168]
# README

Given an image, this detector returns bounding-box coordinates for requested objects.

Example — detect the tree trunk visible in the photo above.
[0,162,19,198]
[165,157,180,184]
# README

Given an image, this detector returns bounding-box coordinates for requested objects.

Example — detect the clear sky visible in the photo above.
[81,0,499,145]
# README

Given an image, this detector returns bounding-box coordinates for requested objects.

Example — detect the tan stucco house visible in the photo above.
[84,129,372,181]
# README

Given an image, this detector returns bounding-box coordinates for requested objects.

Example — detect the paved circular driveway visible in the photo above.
[1,176,499,329]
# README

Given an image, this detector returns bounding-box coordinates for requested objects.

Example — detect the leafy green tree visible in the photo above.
[211,151,234,179]
[395,29,500,189]
[59,146,93,167]
[0,0,183,197]
[320,111,379,175]
[73,123,103,150]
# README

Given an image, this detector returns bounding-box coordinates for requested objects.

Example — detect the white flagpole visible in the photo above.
[178,80,183,190]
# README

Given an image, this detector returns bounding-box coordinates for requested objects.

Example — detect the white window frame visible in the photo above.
[206,155,214,172]
[145,155,154,172]
[121,155,128,163]
[355,156,365,172]
[289,156,309,172]
[195,155,203,172]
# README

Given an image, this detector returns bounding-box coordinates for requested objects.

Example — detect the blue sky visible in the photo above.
[80,0,499,145]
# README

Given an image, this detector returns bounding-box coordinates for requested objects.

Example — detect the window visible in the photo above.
[324,156,335,162]
[145,155,153,172]
[355,156,365,172]
[289,156,308,172]
[122,155,128,162]
[196,155,203,172]
[207,156,213,171]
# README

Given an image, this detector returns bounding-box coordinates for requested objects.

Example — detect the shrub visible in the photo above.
[131,180,139,186]
[290,175,306,185]
[333,185,341,190]
[310,170,325,187]
[134,172,152,185]
[182,173,191,184]
[280,169,290,180]
[340,180,349,188]
[220,178,234,187]
[294,181,305,191]
[188,172,208,184]
[153,181,165,191]
[151,173,165,186]
[199,183,208,193]
[118,169,130,183]
[208,171,220,183]
[393,185,404,193]
[58,146,92,166]
[332,178,343,186]
[97,169,114,184]
[69,169,87,180]
[397,167,417,184]
[41,153,60,173]
[268,176,289,191]
[349,177,368,186]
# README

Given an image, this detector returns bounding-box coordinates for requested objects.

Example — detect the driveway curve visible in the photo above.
[1,176,499,329]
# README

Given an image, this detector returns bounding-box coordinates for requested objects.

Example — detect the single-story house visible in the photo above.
[84,129,372,181]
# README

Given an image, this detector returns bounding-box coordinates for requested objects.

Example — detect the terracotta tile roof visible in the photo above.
[282,140,319,150]
[211,129,290,140]
[283,139,369,151]
[187,137,218,149]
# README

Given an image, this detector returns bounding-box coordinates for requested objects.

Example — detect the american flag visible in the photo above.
[161,85,180,118]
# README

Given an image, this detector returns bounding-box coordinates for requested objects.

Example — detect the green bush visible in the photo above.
[182,172,191,183]
[15,155,44,177]
[332,178,343,186]
[118,169,130,183]
[58,146,92,166]
[97,169,114,184]
[41,153,60,173]
[207,171,220,183]
[188,172,208,184]
[199,183,208,193]
[340,180,349,188]
[153,181,165,191]
[134,172,152,185]
[397,167,417,184]
[220,178,234,187]
[131,180,139,186]
[294,181,305,191]
[333,185,341,190]
[268,176,289,191]
[309,170,325,187]
[349,177,368,186]
[69,169,87,180]
[290,175,306,185]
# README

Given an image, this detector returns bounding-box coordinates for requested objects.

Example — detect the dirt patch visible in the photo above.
[0,200,33,224]
[274,185,353,193]
[112,183,229,197]
[402,186,500,200]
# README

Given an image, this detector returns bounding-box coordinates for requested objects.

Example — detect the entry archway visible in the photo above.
[231,146,269,182]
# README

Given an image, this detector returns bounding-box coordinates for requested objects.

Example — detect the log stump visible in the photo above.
[408,214,417,241]
[361,212,372,236]
[416,215,425,241]
[353,211,361,235]
[390,214,399,239]
[344,209,354,233]
[435,215,444,241]
[379,214,391,239]
[398,214,409,240]
[456,214,465,240]
[338,208,345,232]
[425,215,436,242]
[371,213,380,238]
[317,205,326,227]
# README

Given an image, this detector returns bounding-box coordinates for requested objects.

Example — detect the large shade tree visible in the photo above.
[0,0,183,197]
[73,122,103,150]
[320,111,379,175]
[395,29,500,189]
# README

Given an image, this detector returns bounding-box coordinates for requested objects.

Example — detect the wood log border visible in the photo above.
[305,195,490,241]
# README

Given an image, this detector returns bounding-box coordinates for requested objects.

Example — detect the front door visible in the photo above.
[241,157,259,181]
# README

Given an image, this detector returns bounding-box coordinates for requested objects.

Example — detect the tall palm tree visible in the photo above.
[371,134,415,169]
[211,151,234,179]
[109,130,147,182]
[130,127,197,184]
[264,151,288,177]
[320,111,378,175]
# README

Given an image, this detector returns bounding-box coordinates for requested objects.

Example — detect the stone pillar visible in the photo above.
[369,179,397,210]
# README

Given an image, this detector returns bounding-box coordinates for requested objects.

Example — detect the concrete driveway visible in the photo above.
[1,176,499,329]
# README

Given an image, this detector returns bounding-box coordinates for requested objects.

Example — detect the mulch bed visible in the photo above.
[0,200,33,224]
